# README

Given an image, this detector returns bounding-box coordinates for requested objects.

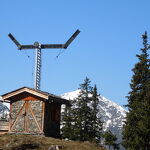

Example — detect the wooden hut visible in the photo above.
[0,87,69,137]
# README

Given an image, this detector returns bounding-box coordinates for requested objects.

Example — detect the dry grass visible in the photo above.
[0,134,106,150]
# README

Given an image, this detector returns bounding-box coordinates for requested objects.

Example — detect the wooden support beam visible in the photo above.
[24,101,29,132]
[22,96,38,101]
[41,101,45,132]
[9,102,12,132]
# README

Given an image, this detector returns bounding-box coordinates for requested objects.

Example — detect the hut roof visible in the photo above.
[1,87,70,105]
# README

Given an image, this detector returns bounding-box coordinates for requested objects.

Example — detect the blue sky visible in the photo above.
[0,0,150,107]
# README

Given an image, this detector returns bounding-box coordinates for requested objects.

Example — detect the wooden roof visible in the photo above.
[1,87,70,105]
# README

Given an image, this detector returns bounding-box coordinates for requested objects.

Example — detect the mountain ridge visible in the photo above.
[61,90,126,148]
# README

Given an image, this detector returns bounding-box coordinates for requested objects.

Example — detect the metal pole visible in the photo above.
[8,30,80,90]
[34,47,42,90]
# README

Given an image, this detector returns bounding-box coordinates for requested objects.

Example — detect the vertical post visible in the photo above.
[34,48,42,90]
[24,101,28,132]
[41,101,45,133]
[9,102,12,132]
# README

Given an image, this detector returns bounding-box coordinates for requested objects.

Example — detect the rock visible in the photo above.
[48,145,64,150]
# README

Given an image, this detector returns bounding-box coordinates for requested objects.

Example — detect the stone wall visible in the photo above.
[11,100,43,133]
[11,100,24,132]
[11,99,61,137]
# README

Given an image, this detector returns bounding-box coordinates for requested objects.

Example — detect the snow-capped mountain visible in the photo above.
[0,96,9,119]
[61,90,126,147]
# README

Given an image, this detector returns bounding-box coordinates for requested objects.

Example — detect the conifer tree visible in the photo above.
[90,85,103,143]
[61,77,103,143]
[122,32,150,149]
[74,77,93,141]
[102,130,118,150]
[61,104,73,139]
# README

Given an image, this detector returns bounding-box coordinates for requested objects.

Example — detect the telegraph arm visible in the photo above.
[8,30,80,90]
[8,29,80,50]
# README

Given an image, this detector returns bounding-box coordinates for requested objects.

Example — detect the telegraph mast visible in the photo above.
[8,30,80,90]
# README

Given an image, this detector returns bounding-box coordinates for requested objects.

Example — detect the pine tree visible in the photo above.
[61,77,103,144]
[90,85,103,143]
[122,32,150,149]
[74,77,93,141]
[61,104,73,139]
[61,97,79,140]
[102,130,118,150]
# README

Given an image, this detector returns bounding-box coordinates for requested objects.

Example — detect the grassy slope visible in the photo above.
[0,134,106,150]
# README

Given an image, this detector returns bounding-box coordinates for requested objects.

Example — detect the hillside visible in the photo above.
[0,134,105,150]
